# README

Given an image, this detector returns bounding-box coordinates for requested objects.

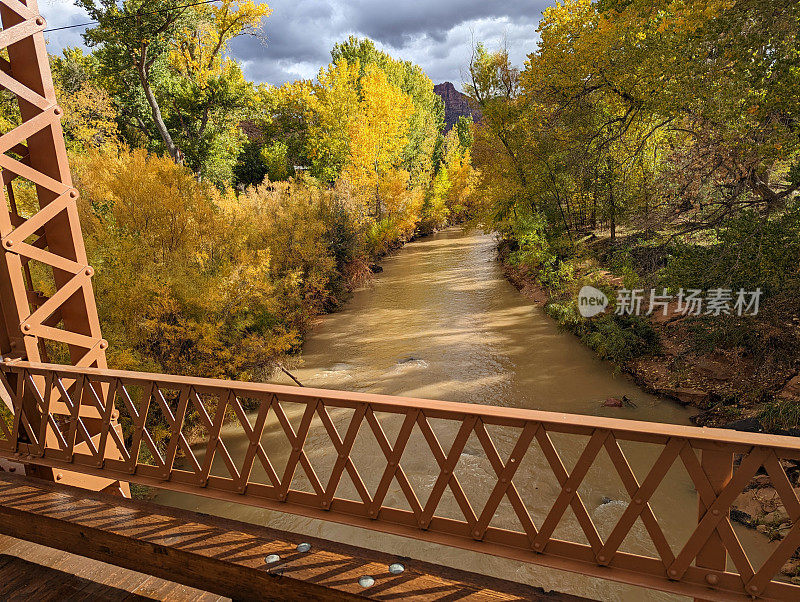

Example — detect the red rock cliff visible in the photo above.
[433,82,481,131]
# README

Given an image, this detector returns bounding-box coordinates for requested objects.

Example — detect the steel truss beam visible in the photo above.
[0,0,124,493]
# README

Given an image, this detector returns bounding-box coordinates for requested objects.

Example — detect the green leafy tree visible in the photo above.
[79,0,269,183]
[78,0,194,162]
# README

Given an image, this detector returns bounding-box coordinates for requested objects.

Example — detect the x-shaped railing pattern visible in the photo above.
[1,361,799,601]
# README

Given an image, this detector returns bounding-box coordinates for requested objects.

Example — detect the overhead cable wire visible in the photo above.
[44,0,220,33]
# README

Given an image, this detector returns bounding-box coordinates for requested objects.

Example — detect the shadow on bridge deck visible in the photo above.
[0,473,585,601]
[0,539,225,600]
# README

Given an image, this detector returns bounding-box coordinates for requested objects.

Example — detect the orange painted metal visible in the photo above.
[1,360,798,601]
[695,450,735,602]
[0,0,125,493]
[0,0,106,367]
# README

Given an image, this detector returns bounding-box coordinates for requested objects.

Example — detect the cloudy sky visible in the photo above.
[40,0,548,89]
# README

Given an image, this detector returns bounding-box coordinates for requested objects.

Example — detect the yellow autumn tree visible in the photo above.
[421,128,476,232]
[171,1,272,78]
[51,48,119,152]
[441,129,477,219]
[165,0,272,182]
[305,60,361,182]
[343,64,414,217]
[69,147,303,379]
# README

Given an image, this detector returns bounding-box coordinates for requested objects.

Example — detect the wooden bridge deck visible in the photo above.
[0,536,225,601]
[0,472,584,601]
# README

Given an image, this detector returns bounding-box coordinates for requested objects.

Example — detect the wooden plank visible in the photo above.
[0,554,154,601]
[0,551,15,570]
[130,577,223,602]
[1,556,92,600]
[0,535,222,601]
[0,473,583,601]
[76,574,163,602]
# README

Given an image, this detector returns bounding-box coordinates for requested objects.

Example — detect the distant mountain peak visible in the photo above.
[433,82,481,131]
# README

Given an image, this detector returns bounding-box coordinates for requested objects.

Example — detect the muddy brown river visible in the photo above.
[154,228,776,600]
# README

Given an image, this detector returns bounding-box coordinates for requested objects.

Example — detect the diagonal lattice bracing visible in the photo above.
[598,435,682,568]
[0,0,127,492]
[472,420,539,543]
[532,428,606,554]
[318,402,371,508]
[274,397,326,500]
[2,360,800,601]
[748,453,800,595]
[677,444,762,584]
[366,407,424,521]
[417,412,478,530]
[0,0,106,368]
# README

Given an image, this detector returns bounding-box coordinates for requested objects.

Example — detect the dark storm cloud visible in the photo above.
[233,0,547,86]
[230,0,336,63]
[346,0,543,45]
[42,0,549,88]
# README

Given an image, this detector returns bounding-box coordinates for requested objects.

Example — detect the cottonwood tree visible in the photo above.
[78,0,193,163]
[343,65,413,218]
[332,37,445,188]
[79,0,270,182]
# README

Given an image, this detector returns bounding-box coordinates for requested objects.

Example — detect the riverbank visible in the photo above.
[498,238,800,434]
[498,235,800,580]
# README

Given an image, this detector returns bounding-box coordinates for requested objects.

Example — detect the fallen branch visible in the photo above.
[277,364,304,387]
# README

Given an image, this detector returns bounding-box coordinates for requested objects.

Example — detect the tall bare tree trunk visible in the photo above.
[136,52,181,164]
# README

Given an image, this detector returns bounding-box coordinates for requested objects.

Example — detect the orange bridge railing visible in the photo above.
[1,360,799,601]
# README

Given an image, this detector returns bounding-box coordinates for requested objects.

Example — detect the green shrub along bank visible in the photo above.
[499,207,800,433]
